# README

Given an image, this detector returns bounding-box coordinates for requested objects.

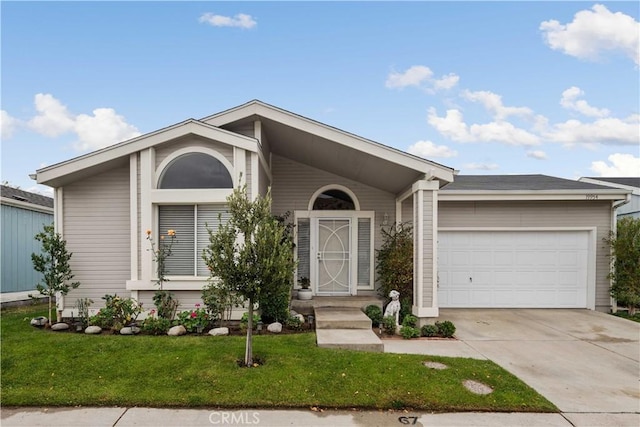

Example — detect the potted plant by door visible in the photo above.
[297,277,313,300]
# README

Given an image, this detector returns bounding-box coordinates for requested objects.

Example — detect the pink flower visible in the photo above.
[190,312,197,318]
[195,303,201,308]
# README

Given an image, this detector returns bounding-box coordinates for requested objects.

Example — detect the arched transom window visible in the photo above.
[158,152,233,189]
[312,189,356,210]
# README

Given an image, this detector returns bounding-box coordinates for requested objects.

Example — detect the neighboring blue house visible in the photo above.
[580,177,640,219]
[1,185,54,305]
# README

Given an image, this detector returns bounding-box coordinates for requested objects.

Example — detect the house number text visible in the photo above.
[585,194,598,200]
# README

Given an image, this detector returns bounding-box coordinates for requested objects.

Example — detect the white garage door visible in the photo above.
[438,231,589,308]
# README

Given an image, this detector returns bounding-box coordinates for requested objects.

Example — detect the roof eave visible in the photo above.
[439,189,631,201]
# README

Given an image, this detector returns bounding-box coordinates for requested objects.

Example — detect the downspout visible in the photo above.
[609,194,631,313]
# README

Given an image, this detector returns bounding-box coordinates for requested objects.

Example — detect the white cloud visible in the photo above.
[385,65,459,92]
[461,90,533,120]
[26,93,140,151]
[407,140,458,159]
[199,13,257,29]
[463,162,499,171]
[590,153,640,176]
[74,108,141,151]
[546,114,640,146]
[28,93,75,137]
[540,4,640,65]
[26,185,54,197]
[427,108,539,146]
[385,65,433,89]
[527,150,547,160]
[560,86,610,117]
[433,73,460,91]
[1,110,20,139]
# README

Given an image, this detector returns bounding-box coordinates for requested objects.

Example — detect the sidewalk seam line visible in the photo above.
[112,407,129,427]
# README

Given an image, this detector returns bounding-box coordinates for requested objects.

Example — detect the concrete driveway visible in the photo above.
[436,309,640,415]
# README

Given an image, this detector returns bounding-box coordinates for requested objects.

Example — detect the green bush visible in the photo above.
[285,316,303,331]
[364,305,383,326]
[240,312,261,333]
[606,217,640,315]
[176,305,209,333]
[382,315,397,335]
[400,326,420,339]
[435,320,456,338]
[152,290,179,320]
[376,223,413,321]
[421,324,438,337]
[141,317,172,335]
[90,294,143,331]
[402,314,418,328]
[201,281,243,326]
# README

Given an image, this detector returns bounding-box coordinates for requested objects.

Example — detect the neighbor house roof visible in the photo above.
[0,185,54,211]
[580,177,640,189]
[440,174,630,201]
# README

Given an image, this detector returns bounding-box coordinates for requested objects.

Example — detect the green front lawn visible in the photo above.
[1,304,556,412]
[613,311,640,323]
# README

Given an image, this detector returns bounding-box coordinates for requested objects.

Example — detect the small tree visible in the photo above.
[146,229,179,319]
[376,223,413,320]
[606,217,640,315]
[31,224,80,323]
[203,186,295,366]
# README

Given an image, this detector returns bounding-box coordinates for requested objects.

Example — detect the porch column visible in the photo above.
[412,180,439,318]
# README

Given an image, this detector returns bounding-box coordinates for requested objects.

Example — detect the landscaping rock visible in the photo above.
[168,325,187,336]
[30,317,48,327]
[120,326,141,335]
[85,326,102,334]
[293,313,305,323]
[51,322,69,331]
[463,380,493,395]
[208,327,229,336]
[423,361,448,370]
[267,322,282,333]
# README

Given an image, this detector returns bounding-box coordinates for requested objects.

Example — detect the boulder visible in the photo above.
[267,322,282,333]
[30,317,48,327]
[51,322,69,331]
[208,327,229,336]
[120,326,141,335]
[168,325,187,336]
[293,314,305,323]
[85,326,102,334]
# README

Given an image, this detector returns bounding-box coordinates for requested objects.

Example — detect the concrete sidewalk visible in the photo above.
[4,407,639,427]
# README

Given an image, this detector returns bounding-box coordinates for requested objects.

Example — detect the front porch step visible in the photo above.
[314,307,372,330]
[291,296,383,316]
[316,329,384,353]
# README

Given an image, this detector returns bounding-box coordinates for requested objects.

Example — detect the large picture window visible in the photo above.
[158,204,229,276]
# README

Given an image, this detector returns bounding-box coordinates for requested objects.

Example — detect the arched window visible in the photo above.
[158,153,233,189]
[312,189,355,210]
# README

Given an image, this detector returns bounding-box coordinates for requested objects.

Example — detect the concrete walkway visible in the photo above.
[5,406,637,427]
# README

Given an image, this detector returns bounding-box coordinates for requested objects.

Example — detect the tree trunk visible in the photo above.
[48,295,53,325]
[245,298,254,367]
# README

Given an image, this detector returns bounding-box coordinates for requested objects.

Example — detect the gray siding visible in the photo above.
[401,197,413,225]
[439,200,614,311]
[422,192,434,308]
[136,153,141,280]
[271,154,395,255]
[155,136,234,173]
[62,165,130,308]
[1,204,53,293]
[259,160,270,197]
[245,153,252,196]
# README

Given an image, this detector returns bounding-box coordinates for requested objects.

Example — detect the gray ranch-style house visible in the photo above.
[34,100,630,321]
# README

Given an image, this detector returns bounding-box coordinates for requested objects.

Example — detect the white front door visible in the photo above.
[315,218,351,295]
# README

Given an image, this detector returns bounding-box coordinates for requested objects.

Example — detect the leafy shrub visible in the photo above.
[376,223,413,321]
[176,304,209,333]
[364,305,383,326]
[202,281,243,326]
[402,314,418,328]
[421,324,438,337]
[382,315,397,335]
[74,298,93,328]
[400,326,420,339]
[90,294,143,331]
[606,217,640,315]
[152,290,179,320]
[285,316,303,331]
[240,312,261,333]
[142,316,172,335]
[435,320,456,338]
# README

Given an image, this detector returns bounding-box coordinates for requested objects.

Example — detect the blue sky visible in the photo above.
[2,1,639,195]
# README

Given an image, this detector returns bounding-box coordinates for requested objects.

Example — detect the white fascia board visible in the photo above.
[37,120,258,186]
[205,101,455,180]
[439,190,630,201]
[0,197,54,214]
[579,178,640,195]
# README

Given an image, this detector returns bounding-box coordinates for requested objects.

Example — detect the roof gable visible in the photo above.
[1,185,54,210]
